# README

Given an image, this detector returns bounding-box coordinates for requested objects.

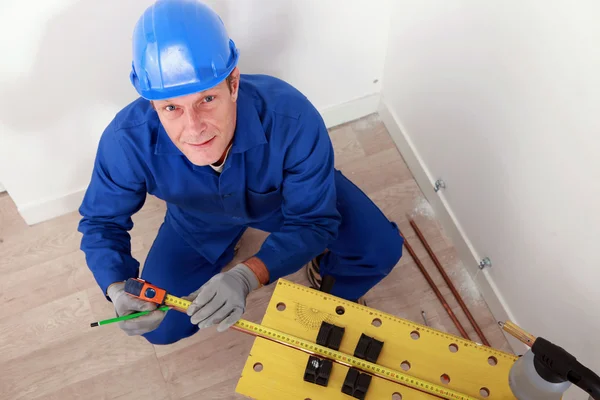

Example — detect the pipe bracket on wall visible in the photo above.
[479,257,492,270]
[433,179,446,192]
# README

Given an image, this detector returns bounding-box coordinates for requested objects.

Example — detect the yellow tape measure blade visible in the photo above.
[162,287,480,400]
[165,294,192,311]
[234,319,478,400]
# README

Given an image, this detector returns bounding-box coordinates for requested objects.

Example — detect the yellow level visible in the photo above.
[159,280,517,399]
[233,319,479,400]
[164,291,477,399]
[237,280,518,400]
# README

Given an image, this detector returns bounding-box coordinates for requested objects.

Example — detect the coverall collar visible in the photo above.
[154,89,266,156]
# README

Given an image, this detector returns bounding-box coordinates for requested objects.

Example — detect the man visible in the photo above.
[79,0,403,345]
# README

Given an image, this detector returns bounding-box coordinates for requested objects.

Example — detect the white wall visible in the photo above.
[0,0,391,224]
[381,1,600,399]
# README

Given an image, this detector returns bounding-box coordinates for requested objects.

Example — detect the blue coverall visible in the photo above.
[79,74,403,344]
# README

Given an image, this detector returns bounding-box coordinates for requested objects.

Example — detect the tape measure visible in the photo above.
[124,278,192,312]
[164,294,192,311]
[124,278,478,400]
[233,319,478,400]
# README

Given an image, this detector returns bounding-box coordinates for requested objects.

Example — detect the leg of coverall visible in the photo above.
[319,170,404,300]
[140,220,242,345]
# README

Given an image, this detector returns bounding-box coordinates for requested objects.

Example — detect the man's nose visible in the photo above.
[186,109,207,133]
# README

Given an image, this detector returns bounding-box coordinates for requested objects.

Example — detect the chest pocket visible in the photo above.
[245,186,283,220]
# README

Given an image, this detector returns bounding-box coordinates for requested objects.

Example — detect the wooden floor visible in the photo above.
[0,114,511,400]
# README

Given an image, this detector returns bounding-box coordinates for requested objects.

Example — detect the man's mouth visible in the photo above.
[187,136,216,148]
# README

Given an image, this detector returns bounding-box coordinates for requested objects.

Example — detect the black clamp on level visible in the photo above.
[304,355,333,387]
[304,322,345,387]
[341,333,383,398]
[354,333,384,363]
[342,368,372,400]
[317,321,345,351]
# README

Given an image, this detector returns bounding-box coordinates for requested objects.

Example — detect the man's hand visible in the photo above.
[186,264,260,332]
[107,282,166,336]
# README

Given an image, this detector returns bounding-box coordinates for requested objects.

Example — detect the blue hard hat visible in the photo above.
[130,0,239,100]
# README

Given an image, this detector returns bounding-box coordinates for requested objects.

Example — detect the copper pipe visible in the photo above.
[408,218,491,347]
[401,233,471,340]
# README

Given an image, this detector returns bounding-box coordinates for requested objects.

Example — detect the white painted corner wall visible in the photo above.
[378,101,528,355]
[380,1,600,399]
[0,0,390,225]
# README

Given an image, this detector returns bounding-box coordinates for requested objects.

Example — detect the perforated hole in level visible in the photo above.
[441,374,451,384]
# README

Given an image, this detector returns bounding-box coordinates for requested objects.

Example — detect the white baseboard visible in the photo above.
[0,182,5,193]
[378,97,527,355]
[320,93,380,128]
[18,189,86,226]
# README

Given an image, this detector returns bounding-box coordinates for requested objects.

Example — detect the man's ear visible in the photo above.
[229,67,241,101]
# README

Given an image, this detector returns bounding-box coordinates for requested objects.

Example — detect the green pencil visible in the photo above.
[90,306,171,327]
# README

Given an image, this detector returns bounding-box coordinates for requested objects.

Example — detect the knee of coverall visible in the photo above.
[142,311,198,345]
[375,222,404,276]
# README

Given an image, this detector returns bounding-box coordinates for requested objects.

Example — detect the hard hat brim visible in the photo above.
[130,40,239,101]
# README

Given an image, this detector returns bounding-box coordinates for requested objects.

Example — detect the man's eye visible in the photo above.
[204,95,215,103]
[165,105,177,112]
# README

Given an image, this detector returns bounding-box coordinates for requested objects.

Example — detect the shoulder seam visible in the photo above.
[113,118,151,133]
[271,108,301,121]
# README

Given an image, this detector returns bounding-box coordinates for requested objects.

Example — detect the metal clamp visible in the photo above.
[479,257,492,270]
[434,179,446,192]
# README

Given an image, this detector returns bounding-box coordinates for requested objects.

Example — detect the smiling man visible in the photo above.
[78,0,403,345]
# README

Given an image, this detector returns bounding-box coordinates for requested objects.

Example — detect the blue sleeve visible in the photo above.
[255,106,341,282]
[78,124,147,296]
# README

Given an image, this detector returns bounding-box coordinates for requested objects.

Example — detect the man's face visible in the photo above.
[153,68,240,166]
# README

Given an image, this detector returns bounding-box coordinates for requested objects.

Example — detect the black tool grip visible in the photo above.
[124,278,144,297]
[568,362,600,400]
[532,337,600,399]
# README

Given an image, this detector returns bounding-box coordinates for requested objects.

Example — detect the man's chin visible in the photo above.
[185,154,218,166]
[181,139,224,166]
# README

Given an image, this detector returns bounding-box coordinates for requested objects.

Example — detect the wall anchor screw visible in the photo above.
[434,179,446,192]
[479,257,492,270]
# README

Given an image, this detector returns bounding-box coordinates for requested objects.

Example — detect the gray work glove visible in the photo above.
[107,282,167,336]
[186,264,260,332]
